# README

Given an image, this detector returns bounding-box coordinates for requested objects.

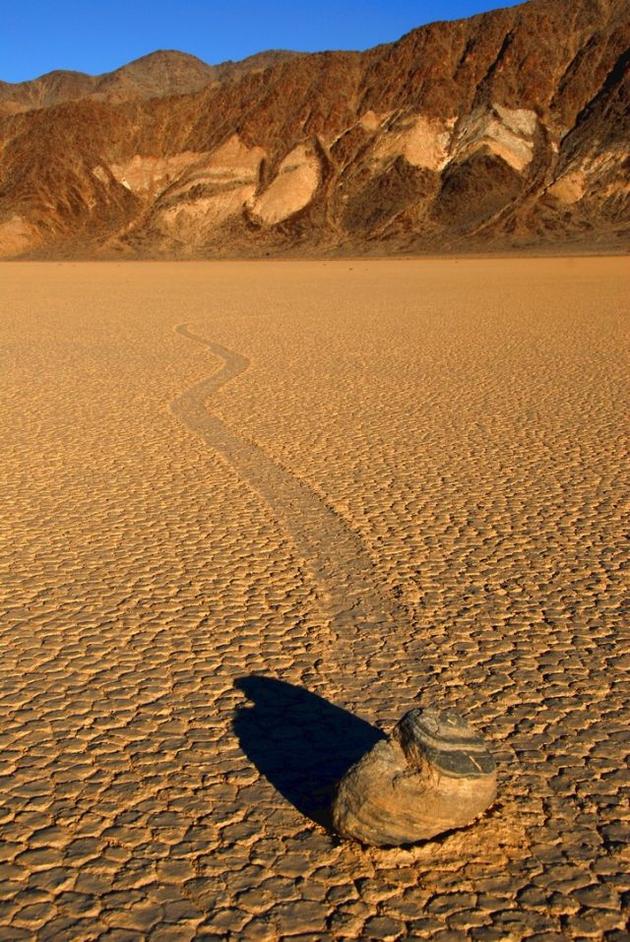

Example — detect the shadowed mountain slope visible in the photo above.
[0,0,627,258]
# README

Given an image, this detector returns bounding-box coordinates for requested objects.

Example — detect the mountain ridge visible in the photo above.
[0,49,301,114]
[0,0,627,259]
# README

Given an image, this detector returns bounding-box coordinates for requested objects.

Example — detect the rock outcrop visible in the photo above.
[0,0,627,258]
[332,708,497,847]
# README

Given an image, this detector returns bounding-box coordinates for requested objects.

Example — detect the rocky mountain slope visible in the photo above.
[0,50,299,115]
[0,0,627,258]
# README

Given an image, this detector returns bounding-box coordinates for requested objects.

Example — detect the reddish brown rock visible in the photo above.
[0,0,627,258]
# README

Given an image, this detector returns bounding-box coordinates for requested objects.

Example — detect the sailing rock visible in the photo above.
[331,707,497,846]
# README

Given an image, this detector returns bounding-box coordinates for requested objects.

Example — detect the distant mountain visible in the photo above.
[0,49,300,114]
[0,0,627,258]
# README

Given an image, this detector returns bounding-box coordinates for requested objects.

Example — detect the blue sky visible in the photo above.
[3,0,524,83]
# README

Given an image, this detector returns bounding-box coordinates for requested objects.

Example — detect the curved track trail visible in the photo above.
[171,324,414,713]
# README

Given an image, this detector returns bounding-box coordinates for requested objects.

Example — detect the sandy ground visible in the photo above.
[1,258,628,941]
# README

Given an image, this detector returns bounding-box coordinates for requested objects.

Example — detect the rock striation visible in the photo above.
[0,0,627,258]
[332,707,497,846]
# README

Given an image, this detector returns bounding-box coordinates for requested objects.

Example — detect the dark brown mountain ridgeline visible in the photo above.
[0,50,301,114]
[0,0,627,259]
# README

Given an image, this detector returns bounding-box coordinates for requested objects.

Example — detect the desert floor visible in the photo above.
[1,258,628,941]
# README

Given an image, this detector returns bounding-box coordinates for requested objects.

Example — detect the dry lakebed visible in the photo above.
[1,257,628,940]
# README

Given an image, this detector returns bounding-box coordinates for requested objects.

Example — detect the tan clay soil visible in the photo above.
[1,258,628,940]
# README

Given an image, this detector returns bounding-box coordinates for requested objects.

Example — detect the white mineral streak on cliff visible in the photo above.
[249,145,320,224]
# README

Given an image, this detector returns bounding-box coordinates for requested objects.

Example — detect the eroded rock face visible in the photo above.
[109,152,210,196]
[452,105,538,172]
[373,115,455,171]
[0,214,40,258]
[1,0,627,256]
[249,145,320,225]
[148,135,266,245]
[332,707,497,847]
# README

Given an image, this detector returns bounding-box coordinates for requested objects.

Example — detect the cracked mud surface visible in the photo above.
[1,258,628,940]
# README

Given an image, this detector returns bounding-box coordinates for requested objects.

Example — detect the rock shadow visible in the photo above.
[233,675,384,828]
